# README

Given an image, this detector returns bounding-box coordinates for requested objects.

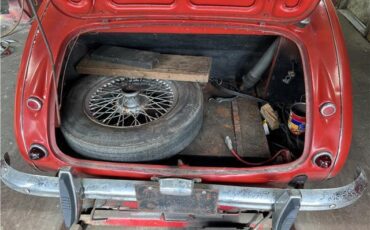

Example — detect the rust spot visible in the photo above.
[215,105,230,118]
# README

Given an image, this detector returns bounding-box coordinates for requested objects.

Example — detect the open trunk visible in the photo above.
[57,33,306,168]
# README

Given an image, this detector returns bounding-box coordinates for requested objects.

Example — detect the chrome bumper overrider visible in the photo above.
[1,158,367,211]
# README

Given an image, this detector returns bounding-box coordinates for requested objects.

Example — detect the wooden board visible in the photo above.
[76,53,212,83]
[180,95,270,158]
[90,45,160,69]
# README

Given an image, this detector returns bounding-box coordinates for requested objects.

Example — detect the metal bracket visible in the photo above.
[296,17,311,28]
[272,190,301,230]
[58,167,82,229]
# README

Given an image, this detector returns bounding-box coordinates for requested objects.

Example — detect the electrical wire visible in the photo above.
[225,136,290,166]
[1,0,25,38]
[230,148,290,166]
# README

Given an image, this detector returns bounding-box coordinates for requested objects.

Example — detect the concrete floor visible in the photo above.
[1,14,369,230]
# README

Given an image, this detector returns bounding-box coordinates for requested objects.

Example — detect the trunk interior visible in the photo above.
[57,33,306,168]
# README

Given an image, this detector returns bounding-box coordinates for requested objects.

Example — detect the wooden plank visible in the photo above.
[76,53,211,83]
[180,96,270,158]
[237,98,271,158]
[90,46,160,69]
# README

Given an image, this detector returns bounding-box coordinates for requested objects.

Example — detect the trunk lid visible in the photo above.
[52,0,320,23]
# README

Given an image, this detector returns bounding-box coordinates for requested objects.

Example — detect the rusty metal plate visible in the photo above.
[135,185,218,215]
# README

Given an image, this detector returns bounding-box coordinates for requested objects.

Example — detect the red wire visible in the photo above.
[230,148,290,166]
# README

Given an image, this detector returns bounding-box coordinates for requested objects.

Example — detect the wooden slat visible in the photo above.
[181,96,270,158]
[76,53,211,83]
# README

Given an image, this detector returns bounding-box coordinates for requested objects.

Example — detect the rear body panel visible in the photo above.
[51,0,320,23]
[14,0,351,184]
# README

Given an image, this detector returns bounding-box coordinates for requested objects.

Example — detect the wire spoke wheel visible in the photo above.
[84,78,178,128]
[61,76,202,162]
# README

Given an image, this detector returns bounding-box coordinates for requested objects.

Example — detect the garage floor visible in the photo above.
[1,14,370,230]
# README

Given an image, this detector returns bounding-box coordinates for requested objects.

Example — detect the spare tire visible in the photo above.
[61,76,203,162]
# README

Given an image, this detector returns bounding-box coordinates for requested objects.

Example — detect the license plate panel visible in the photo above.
[135,185,218,215]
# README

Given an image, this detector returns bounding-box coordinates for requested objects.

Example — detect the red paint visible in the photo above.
[112,0,175,4]
[284,0,300,8]
[190,0,256,7]
[50,0,319,22]
[104,218,187,228]
[122,201,139,209]
[13,0,351,187]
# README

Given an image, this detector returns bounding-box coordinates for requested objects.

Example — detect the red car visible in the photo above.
[1,0,367,229]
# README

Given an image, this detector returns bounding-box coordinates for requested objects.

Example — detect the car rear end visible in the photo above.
[2,0,367,229]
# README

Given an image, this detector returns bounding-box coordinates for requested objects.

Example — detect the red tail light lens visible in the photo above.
[320,102,336,117]
[26,97,43,111]
[313,152,333,168]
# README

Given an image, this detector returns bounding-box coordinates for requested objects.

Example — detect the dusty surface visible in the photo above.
[1,13,370,230]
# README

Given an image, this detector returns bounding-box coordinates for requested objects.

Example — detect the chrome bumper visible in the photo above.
[1,158,367,212]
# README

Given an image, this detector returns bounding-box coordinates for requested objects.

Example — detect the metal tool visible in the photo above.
[282,60,296,85]
[208,96,238,103]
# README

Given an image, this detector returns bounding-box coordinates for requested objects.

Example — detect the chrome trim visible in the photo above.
[300,18,311,25]
[0,158,367,211]
[84,77,178,128]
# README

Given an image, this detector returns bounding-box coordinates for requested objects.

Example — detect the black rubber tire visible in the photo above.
[61,76,203,162]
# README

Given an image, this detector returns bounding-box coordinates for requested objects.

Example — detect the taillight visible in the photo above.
[313,152,333,168]
[320,102,336,117]
[28,144,48,160]
[26,97,43,111]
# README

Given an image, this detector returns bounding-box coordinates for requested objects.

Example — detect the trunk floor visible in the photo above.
[180,84,270,158]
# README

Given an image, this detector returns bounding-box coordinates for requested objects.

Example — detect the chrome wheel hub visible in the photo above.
[84,78,177,128]
[116,90,148,114]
